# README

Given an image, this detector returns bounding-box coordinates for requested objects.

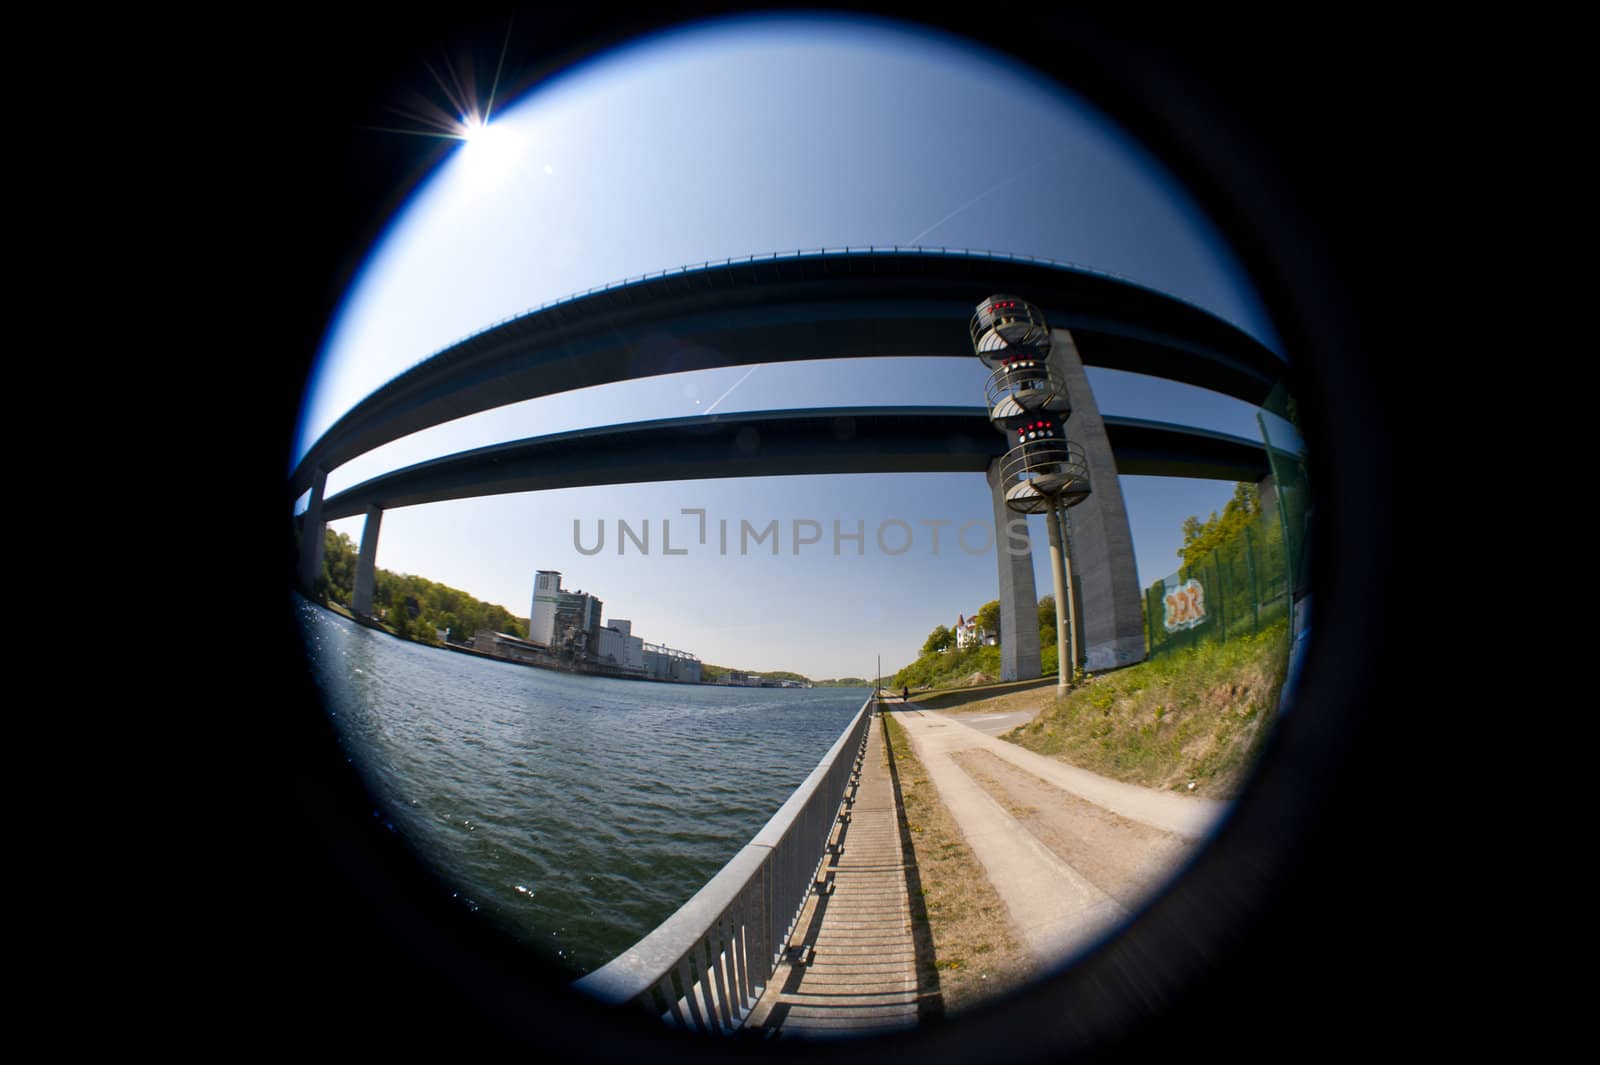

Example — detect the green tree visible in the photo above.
[321,529,357,603]
[975,600,1001,640]
[754,671,810,684]
[312,547,529,647]
[1178,482,1260,570]
[1039,596,1062,667]
[922,625,954,655]
[374,571,397,612]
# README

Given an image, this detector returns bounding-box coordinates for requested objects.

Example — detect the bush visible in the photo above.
[893,643,1005,690]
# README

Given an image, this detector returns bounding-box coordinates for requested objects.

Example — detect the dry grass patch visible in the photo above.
[881,713,1035,1014]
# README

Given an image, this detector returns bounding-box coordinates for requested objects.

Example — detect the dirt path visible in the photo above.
[948,748,1195,911]
[891,708,1225,978]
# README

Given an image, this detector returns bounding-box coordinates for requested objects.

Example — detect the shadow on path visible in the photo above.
[908,676,1059,713]
[880,713,946,1024]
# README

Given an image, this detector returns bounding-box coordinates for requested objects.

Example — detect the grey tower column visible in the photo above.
[297,467,328,593]
[352,504,383,618]
[1049,328,1146,671]
[987,457,1042,682]
[1257,473,1278,519]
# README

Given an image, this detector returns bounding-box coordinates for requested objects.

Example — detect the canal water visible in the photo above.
[294,598,869,975]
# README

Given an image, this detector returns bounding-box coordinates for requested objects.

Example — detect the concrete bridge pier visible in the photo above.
[1049,328,1147,672]
[1257,472,1277,516]
[297,467,328,594]
[351,503,383,618]
[987,457,1042,682]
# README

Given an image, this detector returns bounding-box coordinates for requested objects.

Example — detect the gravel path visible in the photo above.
[892,708,1223,970]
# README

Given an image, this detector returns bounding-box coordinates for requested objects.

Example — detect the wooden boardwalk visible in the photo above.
[747,711,937,1039]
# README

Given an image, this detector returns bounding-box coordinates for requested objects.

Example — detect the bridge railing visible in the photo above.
[572,694,876,1032]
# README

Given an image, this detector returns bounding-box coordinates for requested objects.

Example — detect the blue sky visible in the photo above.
[296,13,1298,679]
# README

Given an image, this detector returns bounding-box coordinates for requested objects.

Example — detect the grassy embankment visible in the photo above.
[894,642,1008,690]
[1004,619,1290,798]
[893,638,1074,693]
[880,712,1036,1016]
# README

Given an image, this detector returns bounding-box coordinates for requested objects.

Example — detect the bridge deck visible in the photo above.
[747,711,936,1039]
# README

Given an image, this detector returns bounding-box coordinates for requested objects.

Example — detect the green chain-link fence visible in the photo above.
[1143,503,1287,658]
[1143,390,1311,661]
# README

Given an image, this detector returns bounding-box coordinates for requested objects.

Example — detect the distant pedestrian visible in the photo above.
[902,685,909,702]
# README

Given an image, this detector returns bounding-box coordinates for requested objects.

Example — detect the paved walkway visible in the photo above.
[747,711,934,1039]
[936,708,1037,736]
[891,707,1229,968]
[744,701,1230,1035]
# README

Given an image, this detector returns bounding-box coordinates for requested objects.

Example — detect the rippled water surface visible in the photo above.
[296,599,868,974]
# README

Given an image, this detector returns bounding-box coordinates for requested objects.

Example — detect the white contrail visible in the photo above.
[905,161,1043,245]
[701,366,760,414]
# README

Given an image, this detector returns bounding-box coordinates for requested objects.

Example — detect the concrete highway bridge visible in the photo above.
[293,247,1287,678]
[315,408,1268,520]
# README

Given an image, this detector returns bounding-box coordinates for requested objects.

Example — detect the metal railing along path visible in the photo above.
[572,695,876,1033]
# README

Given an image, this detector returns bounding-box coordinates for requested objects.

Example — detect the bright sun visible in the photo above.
[458,114,512,159]
[450,113,520,190]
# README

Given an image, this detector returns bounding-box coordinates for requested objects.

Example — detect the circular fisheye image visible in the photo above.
[284,9,1324,1054]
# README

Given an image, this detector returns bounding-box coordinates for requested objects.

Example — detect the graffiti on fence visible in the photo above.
[1163,578,1208,632]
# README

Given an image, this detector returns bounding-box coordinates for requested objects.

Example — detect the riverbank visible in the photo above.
[303,594,727,687]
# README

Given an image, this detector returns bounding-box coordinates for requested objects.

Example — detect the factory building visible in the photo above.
[528,569,698,682]
[530,570,563,646]
[644,642,702,684]
[597,619,646,675]
[530,569,603,656]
